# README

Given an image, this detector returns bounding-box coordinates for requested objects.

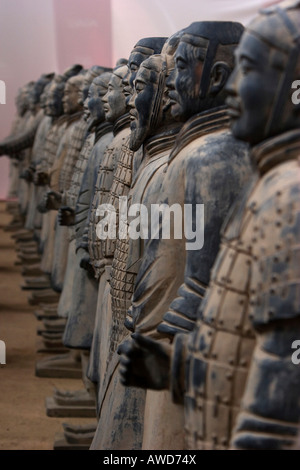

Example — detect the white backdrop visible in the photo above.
[0,0,281,199]
[111,0,276,64]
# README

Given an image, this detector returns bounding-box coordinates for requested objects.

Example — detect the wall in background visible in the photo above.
[0,0,112,199]
[0,0,281,199]
[52,0,112,71]
[110,0,271,65]
[0,0,57,199]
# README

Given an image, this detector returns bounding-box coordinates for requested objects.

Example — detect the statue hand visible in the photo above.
[58,206,75,226]
[34,171,49,186]
[37,190,61,212]
[124,306,135,332]
[37,192,49,213]
[80,255,95,277]
[118,333,171,390]
[47,190,62,210]
[20,167,34,182]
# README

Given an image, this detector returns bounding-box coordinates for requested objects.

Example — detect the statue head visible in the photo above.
[122,37,167,100]
[168,21,244,122]
[16,82,34,116]
[102,65,128,123]
[83,71,112,126]
[45,75,65,117]
[22,81,36,114]
[161,29,186,120]
[79,65,111,105]
[62,64,84,80]
[30,73,55,111]
[129,54,166,151]
[62,74,85,115]
[226,0,300,146]
[44,65,84,118]
[115,58,128,67]
[39,80,53,111]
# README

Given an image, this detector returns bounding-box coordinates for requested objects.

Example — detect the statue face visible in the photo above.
[226,31,284,145]
[16,88,28,116]
[162,43,178,117]
[40,82,52,110]
[129,64,160,151]
[62,82,82,114]
[102,73,126,122]
[123,51,149,99]
[83,82,106,123]
[168,40,207,121]
[45,83,64,117]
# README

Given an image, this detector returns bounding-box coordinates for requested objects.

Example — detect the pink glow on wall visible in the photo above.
[0,0,58,199]
[111,0,281,65]
[0,0,113,199]
[52,0,113,71]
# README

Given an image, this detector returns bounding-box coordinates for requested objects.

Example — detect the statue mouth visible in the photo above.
[123,87,132,97]
[226,97,241,119]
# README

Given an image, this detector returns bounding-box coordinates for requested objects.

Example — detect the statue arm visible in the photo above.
[0,113,42,155]
[230,318,300,450]
[118,328,191,399]
[48,137,68,193]
[158,140,251,338]
[75,147,98,253]
[231,180,300,449]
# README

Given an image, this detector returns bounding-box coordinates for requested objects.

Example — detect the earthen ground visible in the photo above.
[0,201,95,450]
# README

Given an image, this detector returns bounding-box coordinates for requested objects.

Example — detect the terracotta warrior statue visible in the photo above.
[3,85,35,203]
[40,72,86,292]
[36,67,83,279]
[85,39,167,450]
[23,79,54,234]
[52,66,108,314]
[0,75,53,221]
[120,1,300,450]
[118,20,253,445]
[38,71,114,432]
[35,67,111,378]
[91,34,184,451]
[86,64,131,393]
[62,71,114,350]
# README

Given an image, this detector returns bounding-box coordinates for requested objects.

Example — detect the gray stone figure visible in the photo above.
[86,65,131,396]
[43,73,114,444]
[41,73,86,292]
[63,72,114,350]
[35,69,110,378]
[23,80,54,234]
[118,20,253,447]
[92,33,184,451]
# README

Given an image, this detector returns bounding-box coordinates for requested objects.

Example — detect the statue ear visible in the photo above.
[209,62,231,96]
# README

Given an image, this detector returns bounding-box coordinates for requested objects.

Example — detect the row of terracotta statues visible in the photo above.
[1,0,299,450]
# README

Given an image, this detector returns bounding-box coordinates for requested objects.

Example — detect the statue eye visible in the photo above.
[240,58,255,75]
[135,83,145,94]
[176,59,187,72]
[130,64,138,72]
